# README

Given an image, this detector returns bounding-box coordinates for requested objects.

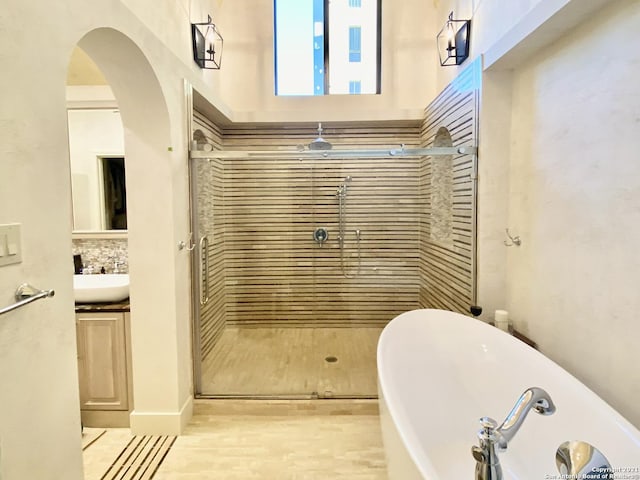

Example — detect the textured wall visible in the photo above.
[506,0,640,427]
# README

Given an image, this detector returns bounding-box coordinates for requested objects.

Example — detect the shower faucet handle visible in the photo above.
[313,227,329,246]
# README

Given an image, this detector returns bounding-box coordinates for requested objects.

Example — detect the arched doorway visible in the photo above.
[70,28,192,434]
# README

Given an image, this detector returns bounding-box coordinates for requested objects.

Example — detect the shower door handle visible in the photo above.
[199,235,209,306]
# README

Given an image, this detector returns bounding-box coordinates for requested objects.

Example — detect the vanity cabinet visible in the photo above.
[75,308,132,426]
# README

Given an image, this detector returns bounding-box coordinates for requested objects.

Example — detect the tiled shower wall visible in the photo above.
[192,121,424,337]
[419,60,480,313]
[193,80,479,356]
[221,123,423,328]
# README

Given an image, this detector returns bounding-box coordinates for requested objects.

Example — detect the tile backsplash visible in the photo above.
[72,238,128,273]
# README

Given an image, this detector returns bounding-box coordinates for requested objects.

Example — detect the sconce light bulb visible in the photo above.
[446,23,455,50]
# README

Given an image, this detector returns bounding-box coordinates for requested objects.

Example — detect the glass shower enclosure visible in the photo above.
[189,145,476,398]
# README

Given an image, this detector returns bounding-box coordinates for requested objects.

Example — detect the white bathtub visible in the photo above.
[377,309,640,479]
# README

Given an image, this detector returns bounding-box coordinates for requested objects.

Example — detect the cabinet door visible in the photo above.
[76,312,128,410]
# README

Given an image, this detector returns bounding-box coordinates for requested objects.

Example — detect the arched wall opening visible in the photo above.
[73,27,193,434]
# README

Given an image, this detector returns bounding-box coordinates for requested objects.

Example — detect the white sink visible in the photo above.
[73,274,130,303]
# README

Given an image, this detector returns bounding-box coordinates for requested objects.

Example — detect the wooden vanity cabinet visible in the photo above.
[75,309,133,427]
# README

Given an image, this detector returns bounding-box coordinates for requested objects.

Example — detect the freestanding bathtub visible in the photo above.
[377,309,640,479]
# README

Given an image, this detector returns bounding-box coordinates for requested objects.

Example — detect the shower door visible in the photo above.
[189,155,226,396]
[190,152,422,398]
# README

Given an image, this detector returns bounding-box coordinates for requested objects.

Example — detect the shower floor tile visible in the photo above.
[199,327,382,397]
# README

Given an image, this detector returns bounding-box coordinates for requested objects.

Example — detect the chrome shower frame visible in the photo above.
[191,145,476,160]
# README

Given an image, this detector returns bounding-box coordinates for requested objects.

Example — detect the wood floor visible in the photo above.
[199,327,383,397]
[83,401,388,480]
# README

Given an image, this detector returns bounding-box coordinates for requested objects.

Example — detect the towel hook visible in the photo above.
[178,232,197,251]
[504,228,522,247]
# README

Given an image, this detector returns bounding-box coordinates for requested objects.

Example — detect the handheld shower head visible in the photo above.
[309,123,332,150]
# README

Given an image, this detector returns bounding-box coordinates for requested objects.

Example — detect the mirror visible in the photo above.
[67,108,127,232]
[67,46,127,234]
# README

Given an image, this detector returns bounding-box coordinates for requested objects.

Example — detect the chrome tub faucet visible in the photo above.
[472,387,556,480]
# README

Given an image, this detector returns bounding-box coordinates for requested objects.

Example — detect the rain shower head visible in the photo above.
[309,123,332,150]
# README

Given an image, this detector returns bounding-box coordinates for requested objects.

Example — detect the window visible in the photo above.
[348,26,361,63]
[274,0,381,96]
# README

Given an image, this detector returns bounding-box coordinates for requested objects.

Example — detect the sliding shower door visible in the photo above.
[190,151,424,398]
[190,155,226,396]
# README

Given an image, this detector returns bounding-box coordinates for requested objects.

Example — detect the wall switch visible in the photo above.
[0,224,22,267]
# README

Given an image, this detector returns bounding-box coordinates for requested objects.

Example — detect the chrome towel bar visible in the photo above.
[0,283,55,316]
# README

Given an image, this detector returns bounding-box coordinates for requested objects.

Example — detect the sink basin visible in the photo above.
[73,274,130,303]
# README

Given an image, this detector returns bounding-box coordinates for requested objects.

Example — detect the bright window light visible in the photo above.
[274,0,380,96]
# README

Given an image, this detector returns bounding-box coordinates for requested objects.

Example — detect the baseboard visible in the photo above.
[81,409,131,428]
[129,395,193,435]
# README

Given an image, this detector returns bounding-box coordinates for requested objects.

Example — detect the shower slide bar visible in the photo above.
[0,283,55,316]
[190,145,476,160]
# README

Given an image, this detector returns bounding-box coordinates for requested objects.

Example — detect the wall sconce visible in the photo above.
[191,15,224,70]
[436,12,471,66]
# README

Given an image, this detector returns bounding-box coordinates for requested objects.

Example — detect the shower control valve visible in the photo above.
[313,227,329,246]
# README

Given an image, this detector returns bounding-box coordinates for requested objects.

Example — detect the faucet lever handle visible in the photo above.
[478,417,498,440]
[477,417,507,452]
[479,417,497,431]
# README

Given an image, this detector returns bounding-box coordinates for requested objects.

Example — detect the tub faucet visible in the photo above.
[472,387,556,480]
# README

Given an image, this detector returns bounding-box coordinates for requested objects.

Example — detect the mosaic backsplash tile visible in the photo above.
[72,238,128,273]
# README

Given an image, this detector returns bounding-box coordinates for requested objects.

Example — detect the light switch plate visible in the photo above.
[0,224,22,267]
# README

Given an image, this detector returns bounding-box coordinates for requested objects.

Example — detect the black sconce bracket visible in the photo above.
[191,15,223,70]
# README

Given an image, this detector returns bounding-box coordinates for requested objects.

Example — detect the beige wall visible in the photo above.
[0,0,217,477]
[435,0,640,427]
[464,0,640,430]
[120,0,439,123]
[476,69,512,321]
[434,0,542,90]
[0,1,442,476]
[505,0,640,427]
[215,0,438,122]
[433,0,610,91]
[439,0,640,428]
[1,1,639,479]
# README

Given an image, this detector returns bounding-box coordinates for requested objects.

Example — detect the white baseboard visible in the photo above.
[129,395,193,436]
